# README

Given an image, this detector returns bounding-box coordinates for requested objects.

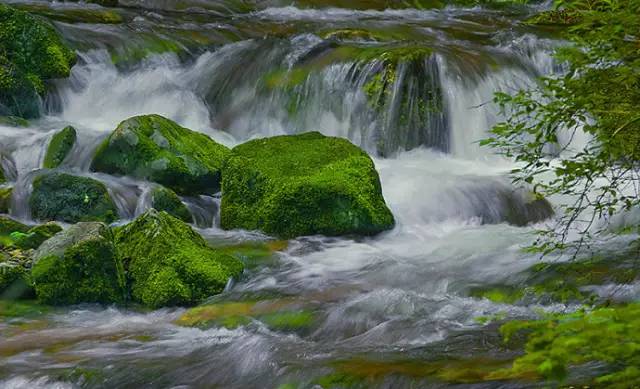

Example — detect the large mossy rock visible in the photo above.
[115,210,243,308]
[0,186,12,213]
[0,248,33,299]
[220,132,395,238]
[91,115,230,195]
[31,222,125,305]
[30,172,118,224]
[0,4,76,118]
[43,125,76,169]
[150,186,192,222]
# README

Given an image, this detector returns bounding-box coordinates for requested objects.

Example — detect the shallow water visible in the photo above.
[0,1,635,387]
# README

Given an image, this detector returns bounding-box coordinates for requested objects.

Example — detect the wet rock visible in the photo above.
[221,132,395,238]
[30,172,118,224]
[0,4,76,118]
[0,248,33,299]
[150,186,191,223]
[43,126,76,169]
[91,114,230,196]
[115,210,243,308]
[0,215,30,236]
[11,3,123,25]
[31,222,125,305]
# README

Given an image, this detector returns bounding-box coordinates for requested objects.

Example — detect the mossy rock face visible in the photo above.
[0,215,30,236]
[0,116,28,127]
[91,115,230,196]
[0,3,76,118]
[43,126,76,169]
[150,186,191,223]
[0,186,12,213]
[114,210,244,308]
[221,132,395,239]
[0,248,33,299]
[29,173,118,224]
[31,222,125,305]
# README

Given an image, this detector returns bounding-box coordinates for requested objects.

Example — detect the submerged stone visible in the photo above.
[43,126,76,169]
[115,210,243,308]
[0,4,76,118]
[31,222,125,305]
[30,172,118,224]
[91,115,230,195]
[221,132,395,238]
[150,186,192,223]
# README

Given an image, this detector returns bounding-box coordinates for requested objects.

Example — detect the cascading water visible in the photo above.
[1,1,634,388]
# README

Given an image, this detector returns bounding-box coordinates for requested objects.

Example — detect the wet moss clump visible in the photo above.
[43,126,76,169]
[497,303,640,386]
[10,222,62,250]
[31,222,126,305]
[150,186,192,223]
[0,186,12,213]
[0,3,76,118]
[91,115,230,196]
[115,210,243,308]
[30,172,118,224]
[221,132,395,239]
[0,216,30,236]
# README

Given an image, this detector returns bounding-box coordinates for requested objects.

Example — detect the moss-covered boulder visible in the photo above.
[0,248,33,299]
[0,186,12,213]
[150,186,191,222]
[30,173,118,224]
[91,115,230,195]
[220,132,395,238]
[31,222,125,305]
[0,4,76,118]
[43,126,76,169]
[115,210,243,308]
[0,215,29,236]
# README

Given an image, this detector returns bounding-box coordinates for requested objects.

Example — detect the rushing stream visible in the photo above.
[1,1,636,388]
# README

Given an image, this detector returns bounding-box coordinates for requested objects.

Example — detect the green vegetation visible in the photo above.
[221,132,395,238]
[43,126,76,169]
[10,223,62,250]
[150,186,192,223]
[0,186,11,213]
[484,0,640,254]
[29,172,118,223]
[91,114,230,196]
[31,222,126,305]
[0,3,76,118]
[115,210,243,308]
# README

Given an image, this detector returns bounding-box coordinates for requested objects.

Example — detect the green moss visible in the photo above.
[150,186,192,223]
[109,36,184,68]
[115,210,243,308]
[496,303,640,386]
[43,126,76,169]
[31,222,125,305]
[260,310,315,331]
[221,132,395,238]
[0,215,29,235]
[0,116,28,127]
[29,172,118,223]
[91,115,230,195]
[0,186,12,213]
[0,3,76,118]
[11,222,62,250]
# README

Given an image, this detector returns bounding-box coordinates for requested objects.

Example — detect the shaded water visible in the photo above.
[0,1,634,388]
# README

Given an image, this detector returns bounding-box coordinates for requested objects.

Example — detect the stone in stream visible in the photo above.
[91,114,230,196]
[220,132,395,239]
[29,172,118,224]
[0,4,76,119]
[31,222,126,305]
[0,247,33,299]
[43,125,76,169]
[150,186,192,223]
[114,210,243,308]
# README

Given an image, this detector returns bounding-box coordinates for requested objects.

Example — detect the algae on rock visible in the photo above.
[115,210,243,308]
[43,126,76,169]
[150,186,192,223]
[0,3,76,118]
[221,132,395,238]
[31,222,126,305]
[30,172,118,224]
[91,115,230,195]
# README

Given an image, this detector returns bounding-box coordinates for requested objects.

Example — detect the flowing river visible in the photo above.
[1,1,636,388]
